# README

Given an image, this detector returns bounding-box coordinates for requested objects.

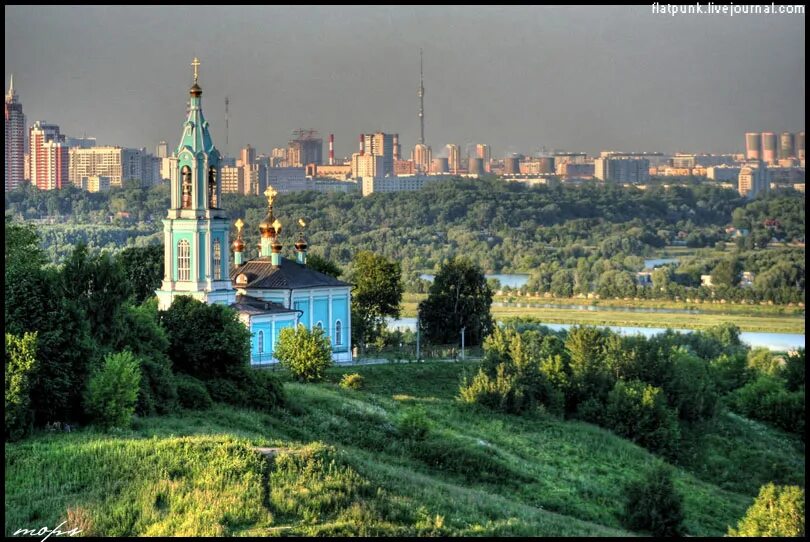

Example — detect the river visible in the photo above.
[386,317,804,352]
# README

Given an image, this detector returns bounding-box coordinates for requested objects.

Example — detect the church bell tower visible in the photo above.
[156,58,236,310]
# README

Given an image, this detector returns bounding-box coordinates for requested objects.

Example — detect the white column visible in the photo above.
[309,291,314,330]
[328,290,333,346]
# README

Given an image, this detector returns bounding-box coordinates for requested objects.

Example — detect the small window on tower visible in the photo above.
[177,240,190,281]
[213,240,222,280]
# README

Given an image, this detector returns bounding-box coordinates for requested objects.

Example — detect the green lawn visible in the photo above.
[5,362,804,536]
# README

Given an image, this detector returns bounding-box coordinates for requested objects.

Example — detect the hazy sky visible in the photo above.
[5,5,805,158]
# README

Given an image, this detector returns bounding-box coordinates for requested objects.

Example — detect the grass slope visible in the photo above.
[5,362,804,536]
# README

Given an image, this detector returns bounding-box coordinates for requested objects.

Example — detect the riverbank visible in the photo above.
[400,294,805,334]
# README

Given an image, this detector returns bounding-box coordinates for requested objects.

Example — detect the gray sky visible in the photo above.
[5,5,805,158]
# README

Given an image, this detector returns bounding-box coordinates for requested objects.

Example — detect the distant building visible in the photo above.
[394,159,415,175]
[360,132,395,176]
[738,161,770,199]
[745,132,762,160]
[69,146,149,188]
[431,157,449,174]
[287,130,322,166]
[797,131,805,162]
[504,155,520,175]
[351,153,385,179]
[307,163,352,181]
[361,174,448,196]
[81,175,111,193]
[412,143,431,174]
[446,144,461,174]
[30,121,69,190]
[761,132,778,164]
[701,275,714,287]
[740,271,755,288]
[557,162,594,179]
[520,157,555,175]
[475,144,491,171]
[220,165,244,194]
[468,157,484,176]
[4,75,26,192]
[780,132,796,159]
[267,166,307,193]
[594,156,650,183]
[706,165,742,182]
[64,136,97,149]
[156,140,169,158]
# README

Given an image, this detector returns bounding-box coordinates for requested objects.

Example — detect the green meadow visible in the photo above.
[5,362,804,536]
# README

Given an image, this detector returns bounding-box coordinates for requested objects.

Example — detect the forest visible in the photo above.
[4,178,805,303]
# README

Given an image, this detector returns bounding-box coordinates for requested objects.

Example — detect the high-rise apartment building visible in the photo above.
[156,141,169,158]
[761,132,778,164]
[780,132,795,159]
[220,165,244,194]
[738,161,770,199]
[69,146,148,188]
[287,130,322,166]
[797,132,805,162]
[594,156,650,184]
[5,75,26,192]
[360,132,395,176]
[745,132,762,160]
[475,144,491,171]
[446,144,460,174]
[412,143,431,174]
[30,121,69,190]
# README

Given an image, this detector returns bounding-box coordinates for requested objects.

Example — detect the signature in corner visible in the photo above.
[13,522,82,541]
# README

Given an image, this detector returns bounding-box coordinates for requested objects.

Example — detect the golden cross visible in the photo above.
[264,185,278,207]
[235,218,244,233]
[272,219,282,233]
[191,57,201,83]
[298,218,307,228]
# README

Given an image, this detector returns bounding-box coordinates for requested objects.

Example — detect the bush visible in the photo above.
[728,484,804,537]
[604,380,681,457]
[135,356,178,416]
[746,347,783,377]
[234,367,285,412]
[397,406,430,441]
[5,332,38,441]
[83,351,142,429]
[205,377,247,406]
[458,365,526,414]
[340,373,365,390]
[665,347,718,422]
[729,374,805,436]
[274,324,333,382]
[174,374,213,410]
[623,464,685,537]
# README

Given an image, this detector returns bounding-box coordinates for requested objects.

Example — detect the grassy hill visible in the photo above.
[5,362,805,536]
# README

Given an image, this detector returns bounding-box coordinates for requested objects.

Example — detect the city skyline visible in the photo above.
[4,5,805,157]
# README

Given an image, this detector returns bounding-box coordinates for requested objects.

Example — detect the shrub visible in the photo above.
[397,406,430,441]
[604,380,681,457]
[458,365,526,414]
[728,484,804,537]
[174,374,213,410]
[782,348,805,391]
[340,373,365,390]
[623,463,685,537]
[746,347,783,377]
[5,332,38,441]
[83,351,142,429]
[275,324,333,382]
[665,347,718,422]
[234,367,285,412]
[135,356,178,416]
[206,377,247,406]
[729,374,805,436]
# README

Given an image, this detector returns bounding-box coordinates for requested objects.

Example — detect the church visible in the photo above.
[156,59,352,363]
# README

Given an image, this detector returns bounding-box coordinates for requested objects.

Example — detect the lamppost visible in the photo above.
[460,326,466,360]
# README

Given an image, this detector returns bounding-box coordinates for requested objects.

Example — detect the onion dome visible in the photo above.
[271,240,283,254]
[189,83,202,97]
[232,237,245,252]
[259,216,276,238]
[294,237,308,252]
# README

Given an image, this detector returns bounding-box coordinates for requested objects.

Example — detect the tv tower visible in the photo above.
[418,48,425,145]
[224,96,230,156]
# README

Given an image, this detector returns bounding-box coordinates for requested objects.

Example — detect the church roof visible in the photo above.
[231,294,299,316]
[231,256,350,290]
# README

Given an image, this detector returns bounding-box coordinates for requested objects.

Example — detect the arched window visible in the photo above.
[315,321,323,330]
[208,167,218,208]
[335,320,342,346]
[177,240,190,281]
[213,239,222,280]
[181,166,192,209]
[258,330,264,354]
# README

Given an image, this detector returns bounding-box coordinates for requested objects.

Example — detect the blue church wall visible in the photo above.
[198,232,206,279]
[274,320,295,350]
[313,298,328,329]
[249,317,298,364]
[293,299,309,328]
[331,296,349,352]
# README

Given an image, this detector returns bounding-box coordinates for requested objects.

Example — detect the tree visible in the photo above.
[159,296,251,378]
[306,253,343,279]
[565,326,615,409]
[5,332,38,441]
[117,244,164,304]
[605,380,681,457]
[83,351,141,429]
[274,324,333,382]
[349,251,403,348]
[418,257,493,346]
[711,257,741,288]
[623,464,685,537]
[728,484,804,537]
